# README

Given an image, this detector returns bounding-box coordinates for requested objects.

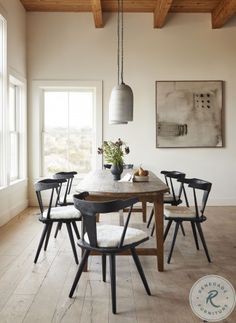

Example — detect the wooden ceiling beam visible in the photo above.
[91,0,104,28]
[212,0,236,28]
[154,0,173,28]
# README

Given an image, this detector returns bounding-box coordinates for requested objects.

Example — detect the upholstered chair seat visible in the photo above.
[84,224,148,248]
[43,206,81,220]
[164,206,195,218]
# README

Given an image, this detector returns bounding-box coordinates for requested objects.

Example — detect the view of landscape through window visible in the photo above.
[43,90,94,176]
[9,84,19,181]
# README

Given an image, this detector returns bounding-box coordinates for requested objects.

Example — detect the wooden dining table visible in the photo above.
[76,169,169,272]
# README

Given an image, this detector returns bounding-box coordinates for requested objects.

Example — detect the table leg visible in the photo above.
[142,201,147,223]
[153,195,164,272]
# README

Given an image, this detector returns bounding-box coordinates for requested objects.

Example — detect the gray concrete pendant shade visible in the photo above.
[109,83,133,124]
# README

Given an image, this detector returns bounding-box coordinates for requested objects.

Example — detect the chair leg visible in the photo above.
[66,222,79,265]
[196,222,211,263]
[34,223,50,263]
[147,207,154,228]
[102,254,106,282]
[164,220,173,241]
[69,249,91,298]
[109,254,116,314]
[130,248,151,296]
[180,223,186,237]
[72,221,80,239]
[81,248,88,272]
[54,222,62,238]
[44,222,53,251]
[167,222,180,264]
[150,223,155,237]
[191,222,199,250]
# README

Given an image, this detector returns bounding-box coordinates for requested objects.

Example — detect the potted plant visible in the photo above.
[98,138,130,180]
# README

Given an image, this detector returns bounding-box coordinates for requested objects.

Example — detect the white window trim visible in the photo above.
[31,80,103,179]
[0,12,7,187]
[8,73,27,184]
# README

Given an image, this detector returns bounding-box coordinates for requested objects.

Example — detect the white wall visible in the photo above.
[27,12,236,205]
[0,0,27,226]
[0,0,26,76]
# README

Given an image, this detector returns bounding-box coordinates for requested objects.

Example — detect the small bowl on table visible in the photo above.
[134,175,149,182]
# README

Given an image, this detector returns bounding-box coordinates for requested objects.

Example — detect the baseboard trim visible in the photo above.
[0,200,29,227]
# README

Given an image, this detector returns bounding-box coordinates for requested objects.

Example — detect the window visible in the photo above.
[8,75,27,183]
[9,83,19,181]
[0,14,26,187]
[40,82,102,177]
[0,14,7,186]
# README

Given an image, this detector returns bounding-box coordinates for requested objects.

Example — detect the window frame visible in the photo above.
[0,10,27,190]
[9,82,19,181]
[8,74,27,184]
[32,80,103,179]
[0,13,7,187]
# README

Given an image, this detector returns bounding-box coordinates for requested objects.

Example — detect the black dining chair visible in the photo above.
[161,170,188,206]
[69,192,151,314]
[53,171,77,206]
[147,170,188,236]
[53,171,80,239]
[164,177,212,264]
[34,178,81,264]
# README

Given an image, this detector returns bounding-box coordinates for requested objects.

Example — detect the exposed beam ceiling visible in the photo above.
[154,0,173,28]
[20,0,236,29]
[212,0,236,28]
[91,0,104,28]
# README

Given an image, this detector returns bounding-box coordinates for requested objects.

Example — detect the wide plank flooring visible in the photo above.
[0,206,235,323]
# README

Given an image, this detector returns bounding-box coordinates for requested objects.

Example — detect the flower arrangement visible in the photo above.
[97,138,130,166]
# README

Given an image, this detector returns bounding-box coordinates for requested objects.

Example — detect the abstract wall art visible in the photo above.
[156,81,223,148]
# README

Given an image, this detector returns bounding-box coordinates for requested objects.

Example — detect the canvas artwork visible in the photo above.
[156,81,223,148]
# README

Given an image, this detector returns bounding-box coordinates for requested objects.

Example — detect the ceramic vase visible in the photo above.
[110,164,123,180]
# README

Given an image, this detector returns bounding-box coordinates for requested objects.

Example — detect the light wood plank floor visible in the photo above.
[0,206,235,323]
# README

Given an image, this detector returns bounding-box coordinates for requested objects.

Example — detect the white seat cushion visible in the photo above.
[43,206,81,220]
[84,224,148,248]
[164,206,195,218]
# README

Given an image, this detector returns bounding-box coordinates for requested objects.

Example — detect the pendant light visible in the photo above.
[109,0,133,124]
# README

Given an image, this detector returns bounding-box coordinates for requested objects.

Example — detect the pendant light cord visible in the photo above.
[117,0,124,85]
[117,0,120,84]
[121,0,124,84]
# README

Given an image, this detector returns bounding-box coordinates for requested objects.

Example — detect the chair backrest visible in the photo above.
[187,178,212,217]
[161,170,188,206]
[73,192,139,248]
[34,178,66,219]
[53,171,77,205]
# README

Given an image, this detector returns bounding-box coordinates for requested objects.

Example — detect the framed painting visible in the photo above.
[156,81,223,148]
